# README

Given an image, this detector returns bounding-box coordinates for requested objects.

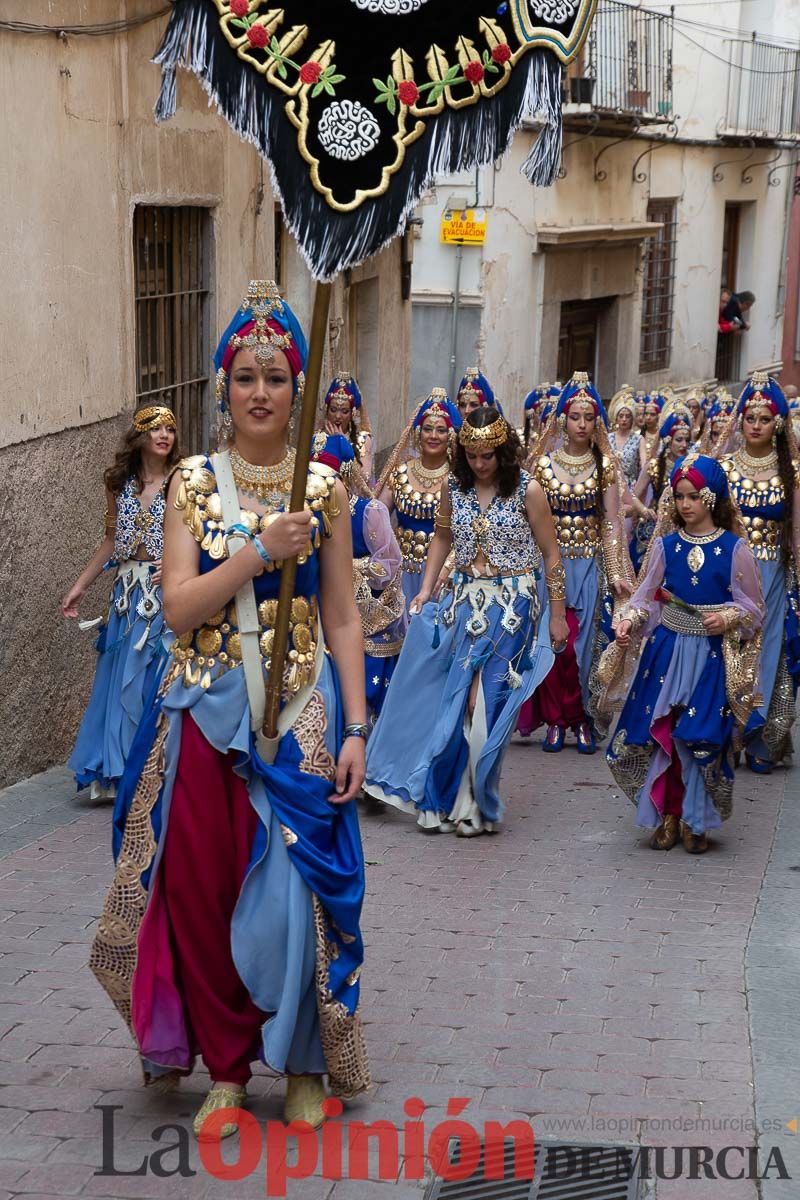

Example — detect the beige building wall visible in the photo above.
[0,2,409,787]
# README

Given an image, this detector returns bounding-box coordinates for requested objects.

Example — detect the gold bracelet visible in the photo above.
[545,561,567,602]
[434,514,451,530]
[104,509,117,532]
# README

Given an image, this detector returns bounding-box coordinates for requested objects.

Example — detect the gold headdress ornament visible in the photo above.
[742,370,774,413]
[214,279,301,405]
[133,405,177,433]
[459,412,509,450]
[423,386,451,422]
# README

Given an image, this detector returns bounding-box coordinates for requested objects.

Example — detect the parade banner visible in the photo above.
[155,0,597,279]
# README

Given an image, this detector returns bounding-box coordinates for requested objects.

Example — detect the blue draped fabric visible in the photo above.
[744,561,800,757]
[69,569,170,794]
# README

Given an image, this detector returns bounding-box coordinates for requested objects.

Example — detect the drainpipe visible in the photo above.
[449,241,464,400]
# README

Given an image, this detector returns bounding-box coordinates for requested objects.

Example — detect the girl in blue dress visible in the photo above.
[377,389,462,613]
[628,408,693,573]
[91,281,370,1137]
[366,406,568,836]
[604,454,765,853]
[63,407,181,798]
[718,373,800,772]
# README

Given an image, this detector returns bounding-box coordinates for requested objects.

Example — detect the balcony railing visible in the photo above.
[722,37,800,140]
[564,1,674,122]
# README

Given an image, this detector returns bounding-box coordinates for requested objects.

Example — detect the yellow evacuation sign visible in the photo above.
[440,209,487,245]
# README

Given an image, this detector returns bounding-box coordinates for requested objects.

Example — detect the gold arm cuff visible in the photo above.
[545,561,567,602]
[104,509,117,532]
[434,514,451,530]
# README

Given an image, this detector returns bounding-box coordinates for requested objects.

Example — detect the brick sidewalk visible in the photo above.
[0,739,792,1199]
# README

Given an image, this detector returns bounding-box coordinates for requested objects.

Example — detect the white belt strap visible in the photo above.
[211,451,325,764]
[212,451,267,736]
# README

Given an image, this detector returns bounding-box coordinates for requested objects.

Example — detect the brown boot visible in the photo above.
[649,814,680,850]
[681,822,709,854]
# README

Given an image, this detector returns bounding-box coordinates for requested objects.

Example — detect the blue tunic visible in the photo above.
[607,529,763,834]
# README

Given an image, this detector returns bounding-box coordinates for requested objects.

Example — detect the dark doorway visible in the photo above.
[558,299,608,383]
[715,203,742,382]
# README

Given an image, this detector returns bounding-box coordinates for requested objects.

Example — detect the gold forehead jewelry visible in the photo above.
[133,405,176,433]
[458,380,483,399]
[459,417,508,450]
[327,386,353,407]
[228,279,292,365]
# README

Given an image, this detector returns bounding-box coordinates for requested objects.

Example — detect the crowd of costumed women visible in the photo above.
[62,278,799,1134]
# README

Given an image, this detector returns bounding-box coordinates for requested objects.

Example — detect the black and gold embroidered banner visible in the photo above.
[155,0,597,278]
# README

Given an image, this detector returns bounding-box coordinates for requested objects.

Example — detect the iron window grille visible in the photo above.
[134,205,212,453]
[639,199,676,373]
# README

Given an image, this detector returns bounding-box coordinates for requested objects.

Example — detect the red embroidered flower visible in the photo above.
[299,61,323,85]
[229,0,249,16]
[464,60,485,84]
[491,43,512,64]
[397,80,419,106]
[246,23,268,48]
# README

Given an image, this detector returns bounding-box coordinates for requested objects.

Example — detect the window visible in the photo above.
[134,206,212,452]
[639,199,676,373]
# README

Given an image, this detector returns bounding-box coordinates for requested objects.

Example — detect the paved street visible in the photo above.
[0,736,797,1199]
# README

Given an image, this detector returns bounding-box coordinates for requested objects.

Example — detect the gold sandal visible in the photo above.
[681,822,709,854]
[650,814,679,850]
[193,1084,247,1139]
[284,1074,327,1128]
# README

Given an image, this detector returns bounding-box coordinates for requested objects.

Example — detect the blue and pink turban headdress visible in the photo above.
[658,410,692,445]
[670,453,729,509]
[736,372,789,430]
[525,383,561,416]
[324,374,363,413]
[413,388,463,431]
[457,368,504,415]
[555,372,609,427]
[310,432,355,473]
[213,280,308,413]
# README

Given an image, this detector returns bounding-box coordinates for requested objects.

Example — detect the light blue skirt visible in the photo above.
[366,572,553,828]
[68,563,170,797]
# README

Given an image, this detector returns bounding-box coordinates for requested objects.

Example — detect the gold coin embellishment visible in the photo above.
[291,597,310,624]
[259,629,275,658]
[293,624,313,654]
[258,599,278,626]
[227,633,242,660]
[196,627,222,656]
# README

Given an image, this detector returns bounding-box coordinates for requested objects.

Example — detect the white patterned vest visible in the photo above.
[114,477,166,561]
[450,471,540,575]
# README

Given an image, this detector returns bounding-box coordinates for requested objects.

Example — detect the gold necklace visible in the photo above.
[679,527,721,544]
[230,446,295,503]
[410,459,448,488]
[735,446,778,475]
[554,448,595,477]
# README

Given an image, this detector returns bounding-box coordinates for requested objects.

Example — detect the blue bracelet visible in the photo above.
[252,535,272,568]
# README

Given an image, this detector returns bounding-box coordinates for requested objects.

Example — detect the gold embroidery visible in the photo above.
[292,689,336,781]
[311,895,371,1099]
[280,824,298,847]
[89,716,167,1031]
[213,2,594,213]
